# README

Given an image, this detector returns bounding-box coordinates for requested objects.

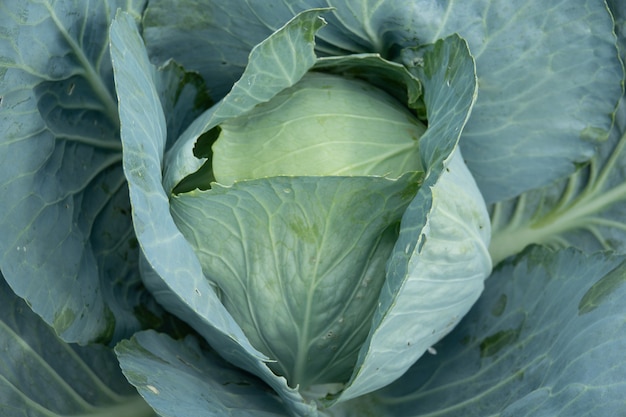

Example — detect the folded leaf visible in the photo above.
[336,34,491,403]
[161,6,329,193]
[111,10,328,416]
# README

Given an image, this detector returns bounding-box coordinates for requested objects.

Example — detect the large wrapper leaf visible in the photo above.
[488,1,626,264]
[111,10,328,416]
[0,0,158,344]
[374,247,626,416]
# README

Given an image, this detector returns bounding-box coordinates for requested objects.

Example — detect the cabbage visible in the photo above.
[1,2,624,417]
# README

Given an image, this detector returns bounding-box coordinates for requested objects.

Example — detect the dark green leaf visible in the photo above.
[0,274,156,417]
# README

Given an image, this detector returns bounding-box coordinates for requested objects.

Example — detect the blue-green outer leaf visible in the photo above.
[488,2,626,264]
[0,274,156,417]
[409,0,622,203]
[0,0,154,344]
[374,246,626,416]
[116,331,289,417]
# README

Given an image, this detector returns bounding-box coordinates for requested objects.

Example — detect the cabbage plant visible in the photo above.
[0,1,625,416]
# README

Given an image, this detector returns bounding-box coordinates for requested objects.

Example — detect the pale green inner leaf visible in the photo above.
[170,173,421,389]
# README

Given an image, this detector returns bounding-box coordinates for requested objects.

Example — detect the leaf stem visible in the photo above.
[489,177,626,266]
